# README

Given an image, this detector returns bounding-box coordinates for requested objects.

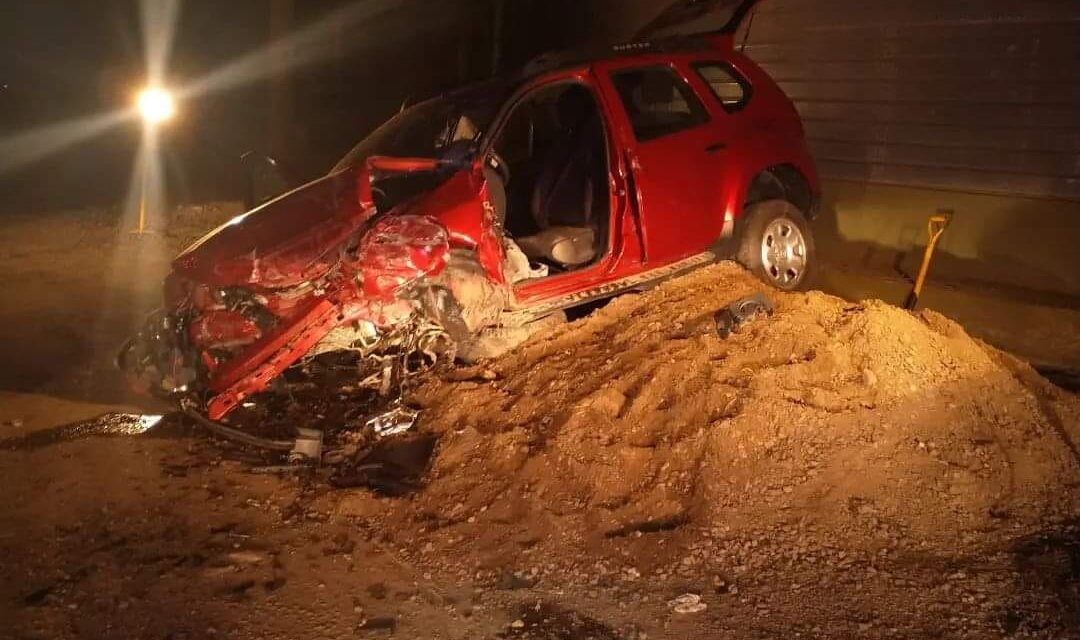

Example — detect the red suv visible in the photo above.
[120,0,820,422]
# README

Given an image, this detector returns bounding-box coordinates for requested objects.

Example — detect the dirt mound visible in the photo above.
[399,262,1079,553]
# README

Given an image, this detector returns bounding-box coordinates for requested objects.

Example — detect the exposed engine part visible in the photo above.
[307,314,455,398]
[290,428,324,462]
[176,313,449,457]
[366,402,420,438]
[181,403,294,452]
[117,310,196,398]
[126,296,454,459]
[309,320,381,358]
[214,286,280,331]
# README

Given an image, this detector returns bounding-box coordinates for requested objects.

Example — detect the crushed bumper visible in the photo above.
[205,298,342,419]
[121,214,456,422]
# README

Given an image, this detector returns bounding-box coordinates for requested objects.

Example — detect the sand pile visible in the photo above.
[395,263,1079,553]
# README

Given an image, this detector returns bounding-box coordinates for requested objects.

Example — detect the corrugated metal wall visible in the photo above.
[736,0,1080,201]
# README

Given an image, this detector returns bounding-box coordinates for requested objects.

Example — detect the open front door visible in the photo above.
[483,70,641,307]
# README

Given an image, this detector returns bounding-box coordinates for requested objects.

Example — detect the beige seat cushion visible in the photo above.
[515,226,596,267]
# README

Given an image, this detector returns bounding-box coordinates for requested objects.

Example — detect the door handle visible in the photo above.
[705,142,727,153]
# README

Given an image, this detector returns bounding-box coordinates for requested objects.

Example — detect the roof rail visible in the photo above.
[521,34,718,78]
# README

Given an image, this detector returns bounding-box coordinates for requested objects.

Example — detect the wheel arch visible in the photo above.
[711,163,818,259]
[742,164,818,220]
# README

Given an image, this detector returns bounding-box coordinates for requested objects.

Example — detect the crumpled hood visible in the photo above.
[173,170,372,289]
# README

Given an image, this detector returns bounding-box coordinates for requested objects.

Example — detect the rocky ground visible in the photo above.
[0,207,1078,639]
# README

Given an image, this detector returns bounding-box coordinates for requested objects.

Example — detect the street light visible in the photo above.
[136,87,176,125]
[132,86,175,234]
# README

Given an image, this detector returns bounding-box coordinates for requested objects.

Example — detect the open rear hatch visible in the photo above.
[635,0,760,40]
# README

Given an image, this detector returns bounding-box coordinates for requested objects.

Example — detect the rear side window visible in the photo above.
[693,62,751,112]
[610,66,709,142]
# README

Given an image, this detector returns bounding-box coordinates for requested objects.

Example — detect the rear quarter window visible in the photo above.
[692,62,751,113]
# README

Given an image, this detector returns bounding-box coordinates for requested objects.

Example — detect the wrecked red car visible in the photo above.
[120,0,819,423]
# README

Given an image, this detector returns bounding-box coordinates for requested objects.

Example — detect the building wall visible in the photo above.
[742,0,1079,200]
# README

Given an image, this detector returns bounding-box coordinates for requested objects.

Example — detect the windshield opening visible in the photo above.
[332,80,514,175]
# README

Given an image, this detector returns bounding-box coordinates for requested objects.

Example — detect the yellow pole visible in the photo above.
[134,158,150,234]
[137,190,147,234]
[905,213,951,310]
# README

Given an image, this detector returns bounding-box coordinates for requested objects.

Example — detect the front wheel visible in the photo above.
[735,199,816,291]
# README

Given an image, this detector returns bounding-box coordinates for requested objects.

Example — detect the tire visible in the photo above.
[735,199,816,291]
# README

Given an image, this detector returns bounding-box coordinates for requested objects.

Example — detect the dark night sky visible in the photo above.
[1,1,272,211]
[0,0,644,214]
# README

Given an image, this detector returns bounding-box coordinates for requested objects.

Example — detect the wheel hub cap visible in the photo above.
[760,217,807,287]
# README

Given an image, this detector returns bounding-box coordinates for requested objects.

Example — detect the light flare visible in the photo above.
[0,111,131,175]
[0,0,451,176]
[180,0,431,99]
[137,87,177,125]
[141,0,181,85]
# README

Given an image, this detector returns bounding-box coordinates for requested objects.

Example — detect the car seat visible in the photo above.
[516,86,602,268]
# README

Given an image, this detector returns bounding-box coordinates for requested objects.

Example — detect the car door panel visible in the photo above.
[595,57,733,264]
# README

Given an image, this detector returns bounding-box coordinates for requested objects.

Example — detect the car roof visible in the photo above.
[413,33,725,113]
[425,1,758,103]
[520,34,726,79]
[521,0,761,77]
[413,28,740,117]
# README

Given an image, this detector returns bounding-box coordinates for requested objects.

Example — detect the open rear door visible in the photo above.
[635,0,760,40]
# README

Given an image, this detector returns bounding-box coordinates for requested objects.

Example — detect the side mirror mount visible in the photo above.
[240,151,291,211]
[437,139,479,172]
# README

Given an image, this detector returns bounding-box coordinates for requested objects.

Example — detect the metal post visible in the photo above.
[137,190,147,233]
[491,0,505,75]
[134,141,151,235]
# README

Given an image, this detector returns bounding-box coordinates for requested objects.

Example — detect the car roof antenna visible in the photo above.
[399,96,411,114]
[739,7,756,53]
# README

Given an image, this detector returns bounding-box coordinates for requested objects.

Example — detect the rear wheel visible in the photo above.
[735,199,815,291]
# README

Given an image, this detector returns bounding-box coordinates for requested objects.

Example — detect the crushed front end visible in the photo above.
[119,166,455,423]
